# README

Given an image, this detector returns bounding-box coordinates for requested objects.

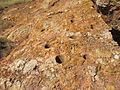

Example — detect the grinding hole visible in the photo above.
[44,44,50,48]
[68,66,72,69]
[69,36,76,39]
[83,54,87,59]
[41,29,45,32]
[90,25,94,29]
[70,20,74,23]
[9,78,12,82]
[33,66,37,70]
[55,56,62,64]
[92,5,95,8]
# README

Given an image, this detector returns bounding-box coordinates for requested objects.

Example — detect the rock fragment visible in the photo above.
[9,59,25,71]
[87,66,99,82]
[113,54,119,60]
[96,0,110,7]
[87,66,97,77]
[23,59,37,74]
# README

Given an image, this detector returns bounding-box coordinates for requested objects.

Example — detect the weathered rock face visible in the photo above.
[92,0,120,30]
[96,0,110,7]
[0,0,120,90]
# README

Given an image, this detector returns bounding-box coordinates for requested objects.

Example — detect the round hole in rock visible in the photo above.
[44,44,50,48]
[90,25,94,29]
[69,36,76,39]
[33,66,37,70]
[92,5,95,8]
[70,20,74,23]
[55,56,62,64]
[83,54,87,59]
[41,29,45,32]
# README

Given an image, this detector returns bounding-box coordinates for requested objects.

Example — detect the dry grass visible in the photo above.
[0,0,32,9]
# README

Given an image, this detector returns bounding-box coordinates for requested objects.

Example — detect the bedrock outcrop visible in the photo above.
[0,0,120,90]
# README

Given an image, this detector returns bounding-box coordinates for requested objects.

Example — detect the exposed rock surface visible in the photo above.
[0,0,120,90]
[92,0,120,30]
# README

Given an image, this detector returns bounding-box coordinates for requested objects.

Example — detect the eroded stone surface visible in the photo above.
[23,59,37,74]
[0,0,120,90]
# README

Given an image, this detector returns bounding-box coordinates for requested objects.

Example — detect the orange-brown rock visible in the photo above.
[0,0,120,90]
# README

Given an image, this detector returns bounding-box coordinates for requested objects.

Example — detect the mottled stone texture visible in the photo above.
[0,0,120,90]
[92,0,120,30]
[96,0,110,7]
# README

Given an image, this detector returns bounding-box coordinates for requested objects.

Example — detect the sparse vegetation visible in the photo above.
[0,20,13,33]
[0,0,32,9]
[0,36,15,59]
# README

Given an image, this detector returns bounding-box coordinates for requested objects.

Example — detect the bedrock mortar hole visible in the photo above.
[44,44,50,49]
[41,29,45,32]
[70,20,74,23]
[55,56,62,64]
[83,54,87,59]
[69,36,76,39]
[90,25,94,29]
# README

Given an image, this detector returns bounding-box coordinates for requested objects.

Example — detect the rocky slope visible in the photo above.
[92,0,120,30]
[0,0,120,90]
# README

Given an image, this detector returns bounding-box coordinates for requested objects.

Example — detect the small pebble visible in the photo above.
[114,55,119,60]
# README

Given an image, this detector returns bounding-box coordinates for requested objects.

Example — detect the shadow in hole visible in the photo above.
[109,28,120,46]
